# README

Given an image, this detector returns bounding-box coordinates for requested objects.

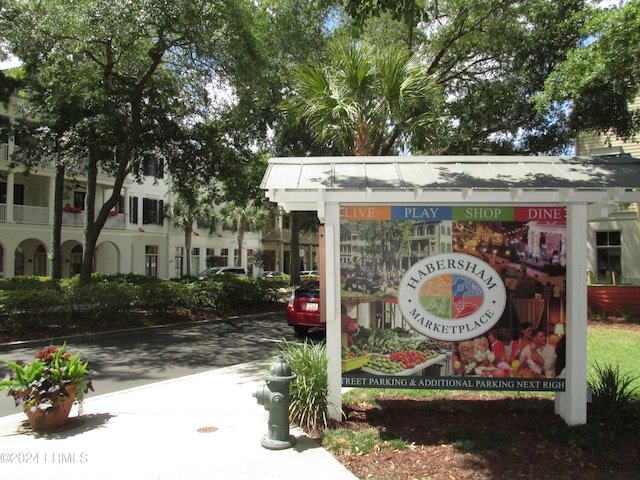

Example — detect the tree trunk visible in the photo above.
[236,222,245,267]
[51,160,65,281]
[79,152,99,286]
[78,142,129,286]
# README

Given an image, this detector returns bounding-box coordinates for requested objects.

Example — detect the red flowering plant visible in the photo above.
[0,343,95,414]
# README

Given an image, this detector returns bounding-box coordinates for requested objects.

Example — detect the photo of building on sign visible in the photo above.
[340,206,567,391]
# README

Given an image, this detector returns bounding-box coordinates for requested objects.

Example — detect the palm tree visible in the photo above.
[218,200,269,271]
[286,42,441,156]
[171,191,216,277]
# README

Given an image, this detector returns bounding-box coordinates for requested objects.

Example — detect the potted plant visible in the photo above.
[0,344,95,431]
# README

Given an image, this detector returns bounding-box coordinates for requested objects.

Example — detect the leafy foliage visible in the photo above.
[0,0,262,285]
[278,340,329,434]
[285,41,442,155]
[540,1,640,139]
[0,344,94,414]
[588,362,640,416]
[330,0,592,154]
[218,200,270,268]
[0,274,283,334]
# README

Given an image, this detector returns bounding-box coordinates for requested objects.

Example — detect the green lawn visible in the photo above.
[588,326,640,390]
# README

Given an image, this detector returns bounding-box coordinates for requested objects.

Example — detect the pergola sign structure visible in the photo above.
[261,155,640,425]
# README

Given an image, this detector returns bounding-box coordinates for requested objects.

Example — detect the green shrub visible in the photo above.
[588,362,640,416]
[279,340,329,434]
[103,273,163,285]
[197,276,268,312]
[0,274,281,334]
[66,281,137,320]
[0,288,68,329]
[253,278,287,302]
[179,281,218,309]
[0,275,60,291]
[135,282,180,313]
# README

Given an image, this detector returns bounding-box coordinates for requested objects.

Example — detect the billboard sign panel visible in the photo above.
[340,205,566,392]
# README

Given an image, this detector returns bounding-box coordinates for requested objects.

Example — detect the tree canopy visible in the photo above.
[285,41,442,156]
[1,0,636,283]
[0,0,261,284]
[539,0,640,140]
[316,0,592,155]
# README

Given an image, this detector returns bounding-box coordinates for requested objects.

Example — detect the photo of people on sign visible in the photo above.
[340,205,567,392]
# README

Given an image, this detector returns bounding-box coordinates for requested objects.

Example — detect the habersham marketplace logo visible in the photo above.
[397,253,507,342]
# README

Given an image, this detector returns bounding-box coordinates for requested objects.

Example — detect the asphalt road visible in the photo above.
[0,313,325,418]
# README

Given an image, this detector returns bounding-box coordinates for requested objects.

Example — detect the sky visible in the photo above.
[0,56,20,70]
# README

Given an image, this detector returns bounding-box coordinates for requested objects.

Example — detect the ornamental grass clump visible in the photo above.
[279,340,329,434]
[0,343,95,415]
[588,361,639,416]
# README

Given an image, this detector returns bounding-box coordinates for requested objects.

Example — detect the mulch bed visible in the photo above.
[330,319,640,480]
[333,390,639,480]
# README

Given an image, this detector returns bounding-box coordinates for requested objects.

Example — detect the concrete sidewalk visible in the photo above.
[0,361,358,480]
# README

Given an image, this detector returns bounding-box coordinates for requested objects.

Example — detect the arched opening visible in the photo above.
[14,246,24,276]
[34,244,47,276]
[70,244,83,276]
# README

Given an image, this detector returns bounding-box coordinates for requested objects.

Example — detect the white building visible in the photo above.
[577,97,640,285]
[0,96,262,279]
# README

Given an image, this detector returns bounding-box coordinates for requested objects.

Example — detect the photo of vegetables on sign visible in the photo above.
[340,205,567,392]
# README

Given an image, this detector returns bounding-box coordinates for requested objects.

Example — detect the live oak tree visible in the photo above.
[332,0,591,155]
[539,1,640,140]
[239,0,337,282]
[278,1,593,282]
[1,67,92,280]
[0,0,259,285]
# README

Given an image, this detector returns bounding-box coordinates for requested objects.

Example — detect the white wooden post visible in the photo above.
[324,203,343,421]
[555,203,588,425]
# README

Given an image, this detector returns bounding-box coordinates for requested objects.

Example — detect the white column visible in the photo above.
[6,171,14,222]
[555,203,588,425]
[324,202,343,421]
[48,176,56,225]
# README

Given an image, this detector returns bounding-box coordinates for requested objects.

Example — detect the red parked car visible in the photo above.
[286,280,323,335]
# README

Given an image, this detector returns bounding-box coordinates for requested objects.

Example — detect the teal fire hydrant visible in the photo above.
[253,356,297,450]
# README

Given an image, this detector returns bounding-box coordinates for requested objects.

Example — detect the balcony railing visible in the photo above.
[0,205,125,229]
[104,213,125,229]
[62,212,84,227]
[62,211,125,229]
[13,205,49,224]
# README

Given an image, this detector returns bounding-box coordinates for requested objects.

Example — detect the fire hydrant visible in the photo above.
[253,356,297,450]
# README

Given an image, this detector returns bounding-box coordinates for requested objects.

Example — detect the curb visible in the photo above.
[0,310,284,352]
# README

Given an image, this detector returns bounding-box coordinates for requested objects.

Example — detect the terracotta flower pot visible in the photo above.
[23,384,77,432]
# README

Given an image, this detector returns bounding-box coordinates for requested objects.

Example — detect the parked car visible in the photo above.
[300,270,320,279]
[261,271,291,282]
[344,276,379,294]
[286,279,323,335]
[198,266,247,279]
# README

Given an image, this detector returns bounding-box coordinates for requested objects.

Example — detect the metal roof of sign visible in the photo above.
[261,156,640,215]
